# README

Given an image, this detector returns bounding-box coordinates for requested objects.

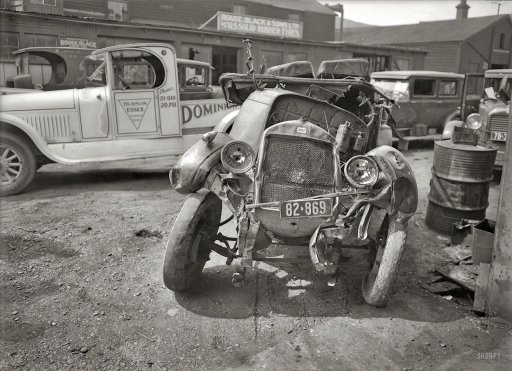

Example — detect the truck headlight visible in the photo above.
[466,113,483,130]
[344,155,379,188]
[221,140,255,174]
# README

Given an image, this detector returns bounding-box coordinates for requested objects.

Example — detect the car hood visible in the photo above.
[0,89,76,112]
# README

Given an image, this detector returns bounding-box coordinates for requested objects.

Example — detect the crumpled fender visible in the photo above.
[170,132,233,194]
[367,145,418,220]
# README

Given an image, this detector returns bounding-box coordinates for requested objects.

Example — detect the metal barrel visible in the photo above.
[425,140,497,234]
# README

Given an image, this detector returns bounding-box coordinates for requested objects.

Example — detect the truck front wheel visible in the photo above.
[0,132,36,197]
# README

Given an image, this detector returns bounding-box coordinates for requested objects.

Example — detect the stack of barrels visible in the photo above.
[425,140,497,234]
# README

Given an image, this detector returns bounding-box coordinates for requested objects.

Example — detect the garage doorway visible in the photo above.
[212,47,238,85]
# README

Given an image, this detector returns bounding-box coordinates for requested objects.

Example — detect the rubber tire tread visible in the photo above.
[0,131,36,197]
[163,191,221,292]
[362,216,407,307]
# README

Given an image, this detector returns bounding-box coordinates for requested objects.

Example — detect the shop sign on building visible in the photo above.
[217,12,302,40]
[59,36,97,49]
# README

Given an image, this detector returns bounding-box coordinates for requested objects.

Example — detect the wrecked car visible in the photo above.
[164,45,418,307]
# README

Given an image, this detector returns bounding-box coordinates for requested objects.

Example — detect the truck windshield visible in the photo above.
[372,79,409,101]
[483,76,512,100]
[85,57,106,86]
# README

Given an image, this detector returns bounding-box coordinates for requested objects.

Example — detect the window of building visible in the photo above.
[262,50,283,68]
[107,0,128,21]
[285,52,307,63]
[0,32,19,61]
[25,34,58,48]
[392,57,410,71]
[353,54,389,72]
[233,4,246,14]
[499,33,505,49]
[439,80,458,96]
[413,78,436,96]
[30,0,56,5]
[288,13,301,22]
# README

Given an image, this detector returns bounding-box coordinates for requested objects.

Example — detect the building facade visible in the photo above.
[0,0,426,86]
[342,11,512,75]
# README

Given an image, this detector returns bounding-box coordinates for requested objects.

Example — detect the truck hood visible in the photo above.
[0,89,76,112]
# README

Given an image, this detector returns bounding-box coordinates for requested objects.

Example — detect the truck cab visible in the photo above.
[0,43,235,196]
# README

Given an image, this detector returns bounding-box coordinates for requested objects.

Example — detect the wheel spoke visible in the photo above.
[6,154,18,161]
[1,148,10,159]
[8,162,21,167]
[7,168,20,175]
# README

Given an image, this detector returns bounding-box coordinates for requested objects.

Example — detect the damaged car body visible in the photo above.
[164,47,418,307]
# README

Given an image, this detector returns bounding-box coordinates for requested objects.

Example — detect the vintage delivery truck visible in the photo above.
[0,43,236,196]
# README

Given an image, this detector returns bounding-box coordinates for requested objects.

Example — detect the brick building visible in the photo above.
[0,0,426,86]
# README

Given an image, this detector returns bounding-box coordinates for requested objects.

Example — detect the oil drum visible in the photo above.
[425,140,497,234]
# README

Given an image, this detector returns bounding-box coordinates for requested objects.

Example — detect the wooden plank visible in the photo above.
[473,263,491,315]
[422,280,461,295]
[435,263,478,292]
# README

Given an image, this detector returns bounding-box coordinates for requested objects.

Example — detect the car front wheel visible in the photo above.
[163,190,221,292]
[362,214,407,307]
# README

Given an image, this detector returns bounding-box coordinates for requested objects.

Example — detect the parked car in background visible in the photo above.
[371,71,480,133]
[0,43,236,196]
[480,69,511,168]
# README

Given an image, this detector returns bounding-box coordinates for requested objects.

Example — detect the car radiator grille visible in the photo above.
[260,135,335,203]
[489,114,509,132]
[489,114,509,150]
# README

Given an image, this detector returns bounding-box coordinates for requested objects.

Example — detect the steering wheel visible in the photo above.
[186,76,199,86]
[117,74,130,89]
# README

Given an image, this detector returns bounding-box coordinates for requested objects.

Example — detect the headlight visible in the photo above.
[466,113,483,130]
[344,155,379,188]
[221,140,255,174]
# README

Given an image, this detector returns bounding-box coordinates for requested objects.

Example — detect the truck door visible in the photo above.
[110,47,180,137]
[79,57,110,139]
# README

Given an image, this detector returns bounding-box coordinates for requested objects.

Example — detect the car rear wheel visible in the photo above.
[163,191,221,292]
[0,132,36,197]
[362,214,407,307]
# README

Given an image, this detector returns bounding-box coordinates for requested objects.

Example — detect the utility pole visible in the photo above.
[487,106,512,320]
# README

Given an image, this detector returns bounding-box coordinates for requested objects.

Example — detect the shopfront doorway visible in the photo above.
[212,46,238,85]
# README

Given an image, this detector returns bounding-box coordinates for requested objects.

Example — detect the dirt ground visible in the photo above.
[1,147,511,370]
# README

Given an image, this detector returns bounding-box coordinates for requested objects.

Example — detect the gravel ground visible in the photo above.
[1,148,511,370]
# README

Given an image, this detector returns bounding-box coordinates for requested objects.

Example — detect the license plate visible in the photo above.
[491,131,507,142]
[280,198,333,219]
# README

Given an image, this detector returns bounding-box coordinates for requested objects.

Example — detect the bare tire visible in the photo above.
[0,132,36,197]
[362,214,407,307]
[163,191,221,292]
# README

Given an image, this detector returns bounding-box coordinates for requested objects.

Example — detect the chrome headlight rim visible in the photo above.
[220,140,255,174]
[466,113,483,130]
[343,155,379,189]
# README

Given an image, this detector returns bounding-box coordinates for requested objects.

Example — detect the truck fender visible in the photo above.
[442,120,464,140]
[368,145,418,220]
[444,109,461,125]
[170,132,233,194]
[0,113,61,163]
[214,109,240,133]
